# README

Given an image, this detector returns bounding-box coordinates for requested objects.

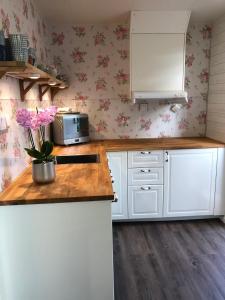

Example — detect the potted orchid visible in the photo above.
[16,106,58,184]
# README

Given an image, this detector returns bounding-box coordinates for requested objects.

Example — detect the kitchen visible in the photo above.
[1,0,225,299]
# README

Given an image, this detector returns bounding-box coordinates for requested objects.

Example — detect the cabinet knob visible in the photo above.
[141,186,151,190]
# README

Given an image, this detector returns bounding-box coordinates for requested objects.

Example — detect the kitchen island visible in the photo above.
[0,143,114,300]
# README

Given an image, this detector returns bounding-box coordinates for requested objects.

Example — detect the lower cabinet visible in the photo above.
[128,185,163,219]
[107,152,128,220]
[164,149,217,217]
[108,148,224,221]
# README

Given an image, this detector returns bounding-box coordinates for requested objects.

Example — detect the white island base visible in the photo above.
[0,201,114,300]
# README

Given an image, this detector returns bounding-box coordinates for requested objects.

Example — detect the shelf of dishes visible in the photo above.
[0,61,69,101]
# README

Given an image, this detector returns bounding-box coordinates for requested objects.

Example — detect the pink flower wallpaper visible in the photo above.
[0,0,212,193]
[49,22,212,140]
[0,0,52,192]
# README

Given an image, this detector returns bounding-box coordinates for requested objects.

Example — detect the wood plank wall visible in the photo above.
[206,15,225,142]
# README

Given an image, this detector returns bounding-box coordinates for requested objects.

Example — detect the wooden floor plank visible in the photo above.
[113,220,225,300]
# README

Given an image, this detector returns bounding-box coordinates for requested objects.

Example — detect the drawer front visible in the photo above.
[128,185,163,219]
[128,168,163,185]
[128,151,164,168]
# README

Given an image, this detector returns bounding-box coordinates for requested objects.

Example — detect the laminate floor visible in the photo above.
[113,219,225,300]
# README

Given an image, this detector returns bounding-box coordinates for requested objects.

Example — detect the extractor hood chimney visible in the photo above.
[130,11,191,104]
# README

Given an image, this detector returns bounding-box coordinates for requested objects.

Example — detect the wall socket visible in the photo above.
[170,104,183,113]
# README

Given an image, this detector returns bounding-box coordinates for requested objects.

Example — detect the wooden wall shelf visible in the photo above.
[0,61,68,101]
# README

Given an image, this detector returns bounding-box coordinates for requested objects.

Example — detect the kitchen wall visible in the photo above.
[0,0,51,192]
[49,22,212,139]
[206,14,225,142]
[0,7,213,192]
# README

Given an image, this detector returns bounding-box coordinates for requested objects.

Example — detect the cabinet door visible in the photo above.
[214,148,225,215]
[131,33,185,92]
[128,185,163,219]
[107,152,128,220]
[164,149,217,217]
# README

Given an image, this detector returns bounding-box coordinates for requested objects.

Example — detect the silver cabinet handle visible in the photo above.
[140,151,151,155]
[141,186,151,190]
[165,151,169,162]
[113,193,118,202]
[140,169,151,173]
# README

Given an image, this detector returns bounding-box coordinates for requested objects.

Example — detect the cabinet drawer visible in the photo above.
[128,185,163,219]
[128,168,163,185]
[128,151,164,168]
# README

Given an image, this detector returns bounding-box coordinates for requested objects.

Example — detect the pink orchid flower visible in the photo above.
[16,106,57,130]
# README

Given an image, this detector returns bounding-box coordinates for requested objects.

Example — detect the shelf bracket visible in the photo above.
[19,79,36,102]
[50,87,60,102]
[0,71,6,79]
[39,84,50,101]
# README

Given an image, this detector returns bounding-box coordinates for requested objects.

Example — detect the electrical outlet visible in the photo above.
[170,104,182,113]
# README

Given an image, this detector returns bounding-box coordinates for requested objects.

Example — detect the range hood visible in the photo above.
[133,91,188,104]
[130,11,191,104]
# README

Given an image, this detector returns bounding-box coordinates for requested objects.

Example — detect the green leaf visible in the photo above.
[41,141,54,156]
[46,155,55,162]
[24,148,45,159]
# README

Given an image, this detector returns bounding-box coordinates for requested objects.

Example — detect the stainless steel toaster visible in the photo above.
[52,112,90,145]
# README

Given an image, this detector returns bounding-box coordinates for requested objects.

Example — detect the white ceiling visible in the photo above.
[36,0,225,24]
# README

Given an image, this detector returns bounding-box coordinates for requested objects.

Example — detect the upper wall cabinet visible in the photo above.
[131,34,185,92]
[130,11,190,95]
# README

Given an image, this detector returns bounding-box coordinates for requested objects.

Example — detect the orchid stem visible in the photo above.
[40,126,45,142]
[28,128,35,149]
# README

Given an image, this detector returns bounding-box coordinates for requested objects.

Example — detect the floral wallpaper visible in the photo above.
[49,22,212,139]
[0,3,212,193]
[0,0,51,192]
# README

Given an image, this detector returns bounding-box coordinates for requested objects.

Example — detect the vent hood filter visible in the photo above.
[132,91,188,104]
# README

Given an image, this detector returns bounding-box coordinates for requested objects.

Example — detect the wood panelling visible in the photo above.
[207,14,225,143]
[210,62,225,75]
[208,93,225,103]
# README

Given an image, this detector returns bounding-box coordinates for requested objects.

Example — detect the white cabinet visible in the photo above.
[164,149,217,217]
[108,148,223,221]
[107,152,128,220]
[214,148,225,215]
[128,185,163,219]
[130,11,190,95]
[131,34,185,92]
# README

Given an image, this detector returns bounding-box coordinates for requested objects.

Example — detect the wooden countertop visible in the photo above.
[102,137,225,151]
[0,137,224,206]
[0,144,114,206]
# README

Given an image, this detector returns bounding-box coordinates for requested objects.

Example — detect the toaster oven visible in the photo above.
[52,113,90,145]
